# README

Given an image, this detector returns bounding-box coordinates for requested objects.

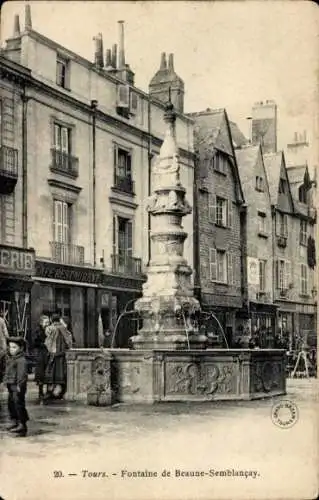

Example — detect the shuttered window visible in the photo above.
[53,200,70,243]
[53,124,70,153]
[0,193,15,244]
[276,212,288,237]
[300,264,308,295]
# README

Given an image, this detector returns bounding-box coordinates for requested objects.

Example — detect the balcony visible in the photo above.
[111,254,142,276]
[277,235,287,248]
[50,149,79,178]
[50,242,84,266]
[113,175,135,195]
[0,145,18,194]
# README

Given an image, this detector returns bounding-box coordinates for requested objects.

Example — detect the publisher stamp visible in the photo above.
[271,400,299,429]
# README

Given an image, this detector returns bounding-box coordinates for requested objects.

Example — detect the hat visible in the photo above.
[51,313,61,323]
[7,336,26,349]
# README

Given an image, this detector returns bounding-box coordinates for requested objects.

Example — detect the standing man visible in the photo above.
[0,311,9,384]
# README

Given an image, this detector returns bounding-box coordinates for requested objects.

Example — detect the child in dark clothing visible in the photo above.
[4,337,29,437]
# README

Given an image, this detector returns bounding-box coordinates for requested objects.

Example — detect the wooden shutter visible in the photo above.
[227,253,234,285]
[54,124,61,149]
[209,248,217,281]
[117,85,129,106]
[54,200,63,242]
[130,92,138,114]
[209,194,216,223]
[299,264,303,294]
[113,145,118,183]
[61,127,69,154]
[126,152,132,178]
[284,260,291,289]
[112,215,117,254]
[62,202,69,244]
[275,212,279,236]
[227,200,233,228]
[126,220,133,259]
[284,215,288,237]
[275,260,279,288]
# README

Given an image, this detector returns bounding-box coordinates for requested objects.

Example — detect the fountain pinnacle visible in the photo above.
[131,101,207,350]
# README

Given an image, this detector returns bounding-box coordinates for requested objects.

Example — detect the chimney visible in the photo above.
[160,52,167,71]
[112,44,118,69]
[105,48,112,68]
[93,33,104,69]
[118,21,125,68]
[25,4,32,30]
[168,53,174,72]
[13,14,21,38]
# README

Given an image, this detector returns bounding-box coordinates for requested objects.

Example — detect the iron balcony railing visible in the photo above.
[50,149,79,178]
[50,241,84,266]
[113,174,135,194]
[0,145,18,178]
[111,254,142,276]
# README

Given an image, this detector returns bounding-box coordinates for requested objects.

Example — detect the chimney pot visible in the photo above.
[160,52,167,70]
[25,4,32,30]
[118,20,125,68]
[13,14,21,38]
[168,53,174,71]
[112,44,118,69]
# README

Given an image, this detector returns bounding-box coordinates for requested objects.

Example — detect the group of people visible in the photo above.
[0,312,73,438]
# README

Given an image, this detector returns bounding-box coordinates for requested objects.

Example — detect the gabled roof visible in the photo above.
[287,165,311,187]
[236,145,271,202]
[189,108,245,203]
[263,152,284,206]
[229,121,249,149]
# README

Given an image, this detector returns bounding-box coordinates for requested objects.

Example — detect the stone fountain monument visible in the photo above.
[132,100,206,351]
[66,102,287,405]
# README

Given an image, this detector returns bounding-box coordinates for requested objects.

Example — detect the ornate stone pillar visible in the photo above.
[131,101,206,350]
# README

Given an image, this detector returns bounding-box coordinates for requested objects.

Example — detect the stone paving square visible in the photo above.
[0,379,318,500]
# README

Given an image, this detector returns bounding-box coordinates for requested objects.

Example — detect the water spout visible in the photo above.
[200,312,229,349]
[180,310,191,350]
[110,309,139,348]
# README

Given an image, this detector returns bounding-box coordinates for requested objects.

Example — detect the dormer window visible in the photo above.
[279,178,286,194]
[212,153,227,175]
[56,55,69,89]
[299,185,307,204]
[255,176,264,192]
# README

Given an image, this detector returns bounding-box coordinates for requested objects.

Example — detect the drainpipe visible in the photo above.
[271,205,276,338]
[147,94,152,263]
[21,88,28,248]
[91,100,98,266]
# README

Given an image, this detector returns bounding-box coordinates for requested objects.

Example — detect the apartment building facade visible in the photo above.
[1,7,195,348]
[0,54,35,339]
[235,144,277,346]
[189,109,245,347]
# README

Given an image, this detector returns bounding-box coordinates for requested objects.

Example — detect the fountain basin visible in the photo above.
[66,348,286,404]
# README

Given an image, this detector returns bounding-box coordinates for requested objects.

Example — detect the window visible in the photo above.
[130,92,139,115]
[117,85,130,108]
[300,220,307,246]
[276,260,291,292]
[299,185,307,204]
[54,288,71,325]
[56,56,69,88]
[53,200,70,243]
[210,195,232,227]
[258,212,267,234]
[276,212,288,237]
[300,264,308,295]
[259,260,266,292]
[278,178,286,194]
[212,153,227,174]
[113,215,133,267]
[255,176,264,192]
[0,193,15,244]
[54,124,71,154]
[113,145,133,193]
[209,249,234,285]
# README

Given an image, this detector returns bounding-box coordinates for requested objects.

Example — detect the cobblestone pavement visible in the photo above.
[0,379,318,500]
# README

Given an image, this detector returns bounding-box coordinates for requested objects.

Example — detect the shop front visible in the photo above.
[31,260,103,348]
[249,302,277,348]
[0,244,35,342]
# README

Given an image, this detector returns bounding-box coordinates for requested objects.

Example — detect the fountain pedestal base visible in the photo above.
[66,348,286,404]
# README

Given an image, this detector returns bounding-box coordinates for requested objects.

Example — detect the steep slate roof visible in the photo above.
[229,121,249,149]
[287,165,311,187]
[188,108,245,203]
[235,145,260,186]
[263,152,284,206]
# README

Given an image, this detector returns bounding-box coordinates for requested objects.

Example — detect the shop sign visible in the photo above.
[0,245,35,276]
[247,257,259,286]
[35,260,102,285]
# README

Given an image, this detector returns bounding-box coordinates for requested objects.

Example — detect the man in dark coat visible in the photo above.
[4,336,29,437]
[32,315,50,403]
